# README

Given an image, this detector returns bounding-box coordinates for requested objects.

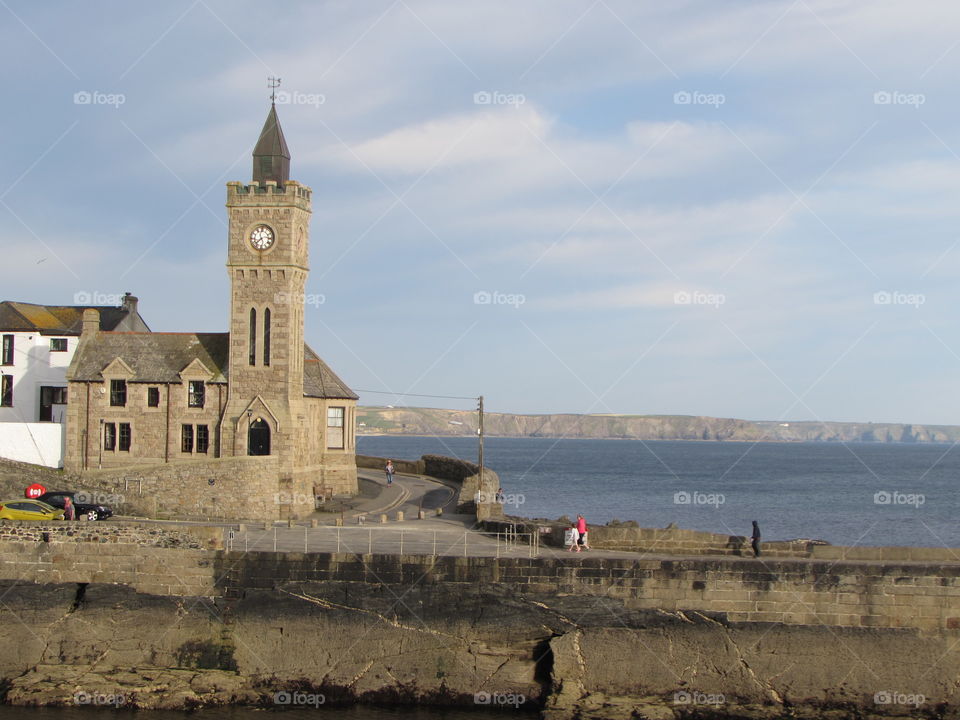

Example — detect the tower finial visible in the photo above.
[268,76,281,104]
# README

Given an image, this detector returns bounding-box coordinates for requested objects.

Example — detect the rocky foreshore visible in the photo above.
[4,577,959,719]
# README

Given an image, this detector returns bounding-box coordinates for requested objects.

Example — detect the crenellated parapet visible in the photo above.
[226,180,311,210]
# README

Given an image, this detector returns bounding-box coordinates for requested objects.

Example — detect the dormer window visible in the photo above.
[188,381,205,408]
[110,379,127,407]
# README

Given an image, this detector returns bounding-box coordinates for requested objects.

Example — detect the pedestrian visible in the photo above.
[751,521,761,557]
[495,487,505,504]
[576,514,590,550]
[385,460,395,486]
[567,523,581,552]
[63,496,75,521]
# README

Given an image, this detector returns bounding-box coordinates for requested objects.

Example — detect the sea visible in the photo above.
[358,435,960,549]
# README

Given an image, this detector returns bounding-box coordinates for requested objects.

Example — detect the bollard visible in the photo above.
[336,517,343,527]
[418,510,425,520]
[396,511,404,522]
[238,524,246,533]
[358,514,365,525]
[263,521,271,530]
[311,519,319,528]
[380,514,388,524]
[288,518,295,528]
[435,507,443,516]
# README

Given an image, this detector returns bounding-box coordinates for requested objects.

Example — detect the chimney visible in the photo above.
[122,292,138,316]
[82,308,100,336]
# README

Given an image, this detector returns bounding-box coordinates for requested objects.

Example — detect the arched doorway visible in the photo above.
[248,418,271,456]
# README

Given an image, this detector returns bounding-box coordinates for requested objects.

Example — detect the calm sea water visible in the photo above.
[359,436,960,548]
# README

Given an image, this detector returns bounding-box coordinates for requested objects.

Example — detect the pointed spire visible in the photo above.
[253,103,290,185]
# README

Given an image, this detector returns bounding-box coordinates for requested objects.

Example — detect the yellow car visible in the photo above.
[0,499,65,521]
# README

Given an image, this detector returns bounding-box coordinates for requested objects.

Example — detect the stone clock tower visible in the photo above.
[222,102,313,478]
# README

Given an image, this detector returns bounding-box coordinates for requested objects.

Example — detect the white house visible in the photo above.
[0,294,149,467]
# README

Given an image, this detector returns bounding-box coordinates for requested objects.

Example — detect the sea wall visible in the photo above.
[3,563,960,717]
[356,452,502,519]
[2,528,960,634]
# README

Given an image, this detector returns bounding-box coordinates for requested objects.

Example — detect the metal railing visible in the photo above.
[227,525,540,558]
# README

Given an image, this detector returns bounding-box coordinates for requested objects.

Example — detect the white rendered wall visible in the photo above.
[0,422,64,468]
[0,332,73,423]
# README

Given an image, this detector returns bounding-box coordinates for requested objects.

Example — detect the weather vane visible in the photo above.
[268,76,281,104]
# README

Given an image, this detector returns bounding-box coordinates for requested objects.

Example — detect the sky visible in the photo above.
[2,1,960,424]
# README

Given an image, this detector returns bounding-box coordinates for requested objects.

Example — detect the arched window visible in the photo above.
[248,308,257,366]
[263,308,271,366]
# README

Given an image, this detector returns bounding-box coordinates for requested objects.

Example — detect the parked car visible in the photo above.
[0,499,65,521]
[36,491,114,521]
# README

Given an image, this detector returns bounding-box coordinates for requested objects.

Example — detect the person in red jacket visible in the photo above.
[576,514,590,550]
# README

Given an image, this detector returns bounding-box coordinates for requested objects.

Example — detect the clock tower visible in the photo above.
[222,101,312,472]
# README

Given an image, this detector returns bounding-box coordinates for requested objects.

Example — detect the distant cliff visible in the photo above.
[357,407,960,444]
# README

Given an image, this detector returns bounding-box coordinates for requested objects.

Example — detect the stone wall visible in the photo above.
[5,531,960,635]
[65,455,283,520]
[0,520,221,549]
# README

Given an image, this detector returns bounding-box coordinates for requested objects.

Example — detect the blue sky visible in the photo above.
[3,1,960,424]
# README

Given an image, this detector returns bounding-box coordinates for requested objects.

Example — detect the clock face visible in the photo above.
[249,225,275,251]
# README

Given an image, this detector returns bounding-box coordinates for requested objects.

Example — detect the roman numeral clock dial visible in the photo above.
[249,224,275,251]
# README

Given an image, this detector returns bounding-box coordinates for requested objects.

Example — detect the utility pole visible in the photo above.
[477,395,485,494]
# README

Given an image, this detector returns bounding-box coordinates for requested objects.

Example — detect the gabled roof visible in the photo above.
[68,331,358,400]
[68,332,230,383]
[0,301,144,335]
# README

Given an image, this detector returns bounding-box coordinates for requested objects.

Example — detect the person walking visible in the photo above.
[567,523,581,552]
[751,521,761,558]
[385,460,395,486]
[63,496,76,521]
[576,514,590,550]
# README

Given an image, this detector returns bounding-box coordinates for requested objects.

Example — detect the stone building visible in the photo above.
[0,295,148,423]
[63,102,358,516]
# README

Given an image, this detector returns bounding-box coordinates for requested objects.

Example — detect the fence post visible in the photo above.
[368,529,372,555]
[464,532,468,558]
[433,531,437,557]
[304,525,308,553]
[400,530,403,556]
[273,527,277,552]
[337,527,341,553]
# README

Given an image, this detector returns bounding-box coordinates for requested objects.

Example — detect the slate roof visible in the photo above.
[0,301,138,335]
[304,344,359,400]
[68,332,357,400]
